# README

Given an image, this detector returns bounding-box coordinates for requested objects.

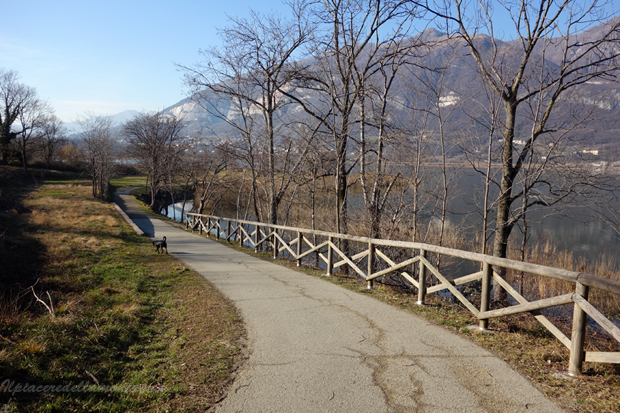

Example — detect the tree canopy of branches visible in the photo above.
[38,114,67,168]
[177,1,620,292]
[180,4,312,225]
[0,69,39,165]
[123,111,185,211]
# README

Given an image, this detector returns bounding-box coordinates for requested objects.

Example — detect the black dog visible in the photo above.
[153,236,168,254]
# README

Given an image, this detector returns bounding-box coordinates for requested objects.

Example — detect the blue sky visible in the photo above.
[4,1,615,123]
[1,0,288,122]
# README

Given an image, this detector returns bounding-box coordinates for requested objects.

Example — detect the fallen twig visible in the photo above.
[85,370,100,385]
[30,282,55,318]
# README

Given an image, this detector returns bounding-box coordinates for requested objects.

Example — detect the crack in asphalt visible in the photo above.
[259,267,521,412]
[264,267,442,412]
[268,268,423,412]
[248,266,413,411]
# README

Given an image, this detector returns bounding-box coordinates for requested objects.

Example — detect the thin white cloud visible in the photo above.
[51,100,138,122]
[0,41,46,68]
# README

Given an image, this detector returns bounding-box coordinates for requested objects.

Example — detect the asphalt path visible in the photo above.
[114,189,564,413]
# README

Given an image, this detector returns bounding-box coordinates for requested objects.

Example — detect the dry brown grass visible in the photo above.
[19,341,46,355]
[31,209,52,226]
[24,188,124,257]
[502,242,620,319]
[0,293,22,325]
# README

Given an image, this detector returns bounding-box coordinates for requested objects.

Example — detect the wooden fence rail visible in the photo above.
[186,212,620,375]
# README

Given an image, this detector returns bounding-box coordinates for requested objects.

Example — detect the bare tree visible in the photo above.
[194,87,264,220]
[123,111,185,211]
[421,0,620,300]
[459,91,502,257]
[280,0,421,250]
[406,44,463,251]
[57,140,83,169]
[596,192,620,239]
[0,69,38,165]
[396,80,436,243]
[37,114,67,168]
[356,32,426,239]
[192,143,232,215]
[175,136,203,222]
[78,115,117,199]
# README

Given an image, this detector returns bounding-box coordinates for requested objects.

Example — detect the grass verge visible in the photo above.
[0,172,245,412]
[190,230,620,413]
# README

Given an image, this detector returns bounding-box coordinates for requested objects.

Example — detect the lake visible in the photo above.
[164,167,620,271]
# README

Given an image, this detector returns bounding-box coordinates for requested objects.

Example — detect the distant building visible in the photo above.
[582,149,599,156]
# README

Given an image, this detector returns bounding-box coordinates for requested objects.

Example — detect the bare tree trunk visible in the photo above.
[311,170,319,267]
[481,123,495,255]
[492,99,517,301]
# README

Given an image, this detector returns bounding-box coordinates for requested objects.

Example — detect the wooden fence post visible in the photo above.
[417,249,427,305]
[569,282,590,376]
[216,219,220,240]
[239,224,244,247]
[226,221,231,243]
[367,242,375,289]
[326,236,333,276]
[479,262,492,329]
[273,229,278,259]
[297,231,303,266]
[199,217,203,235]
[255,225,260,253]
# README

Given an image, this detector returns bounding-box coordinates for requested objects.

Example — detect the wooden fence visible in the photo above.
[186,212,620,375]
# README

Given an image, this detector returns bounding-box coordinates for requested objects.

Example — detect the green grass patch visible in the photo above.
[109,176,148,190]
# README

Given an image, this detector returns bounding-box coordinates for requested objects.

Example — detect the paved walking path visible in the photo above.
[115,189,565,413]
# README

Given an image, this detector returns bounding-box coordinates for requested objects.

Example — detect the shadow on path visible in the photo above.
[114,188,155,238]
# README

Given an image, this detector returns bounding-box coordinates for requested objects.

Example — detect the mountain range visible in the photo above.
[107,19,620,160]
[64,110,142,135]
